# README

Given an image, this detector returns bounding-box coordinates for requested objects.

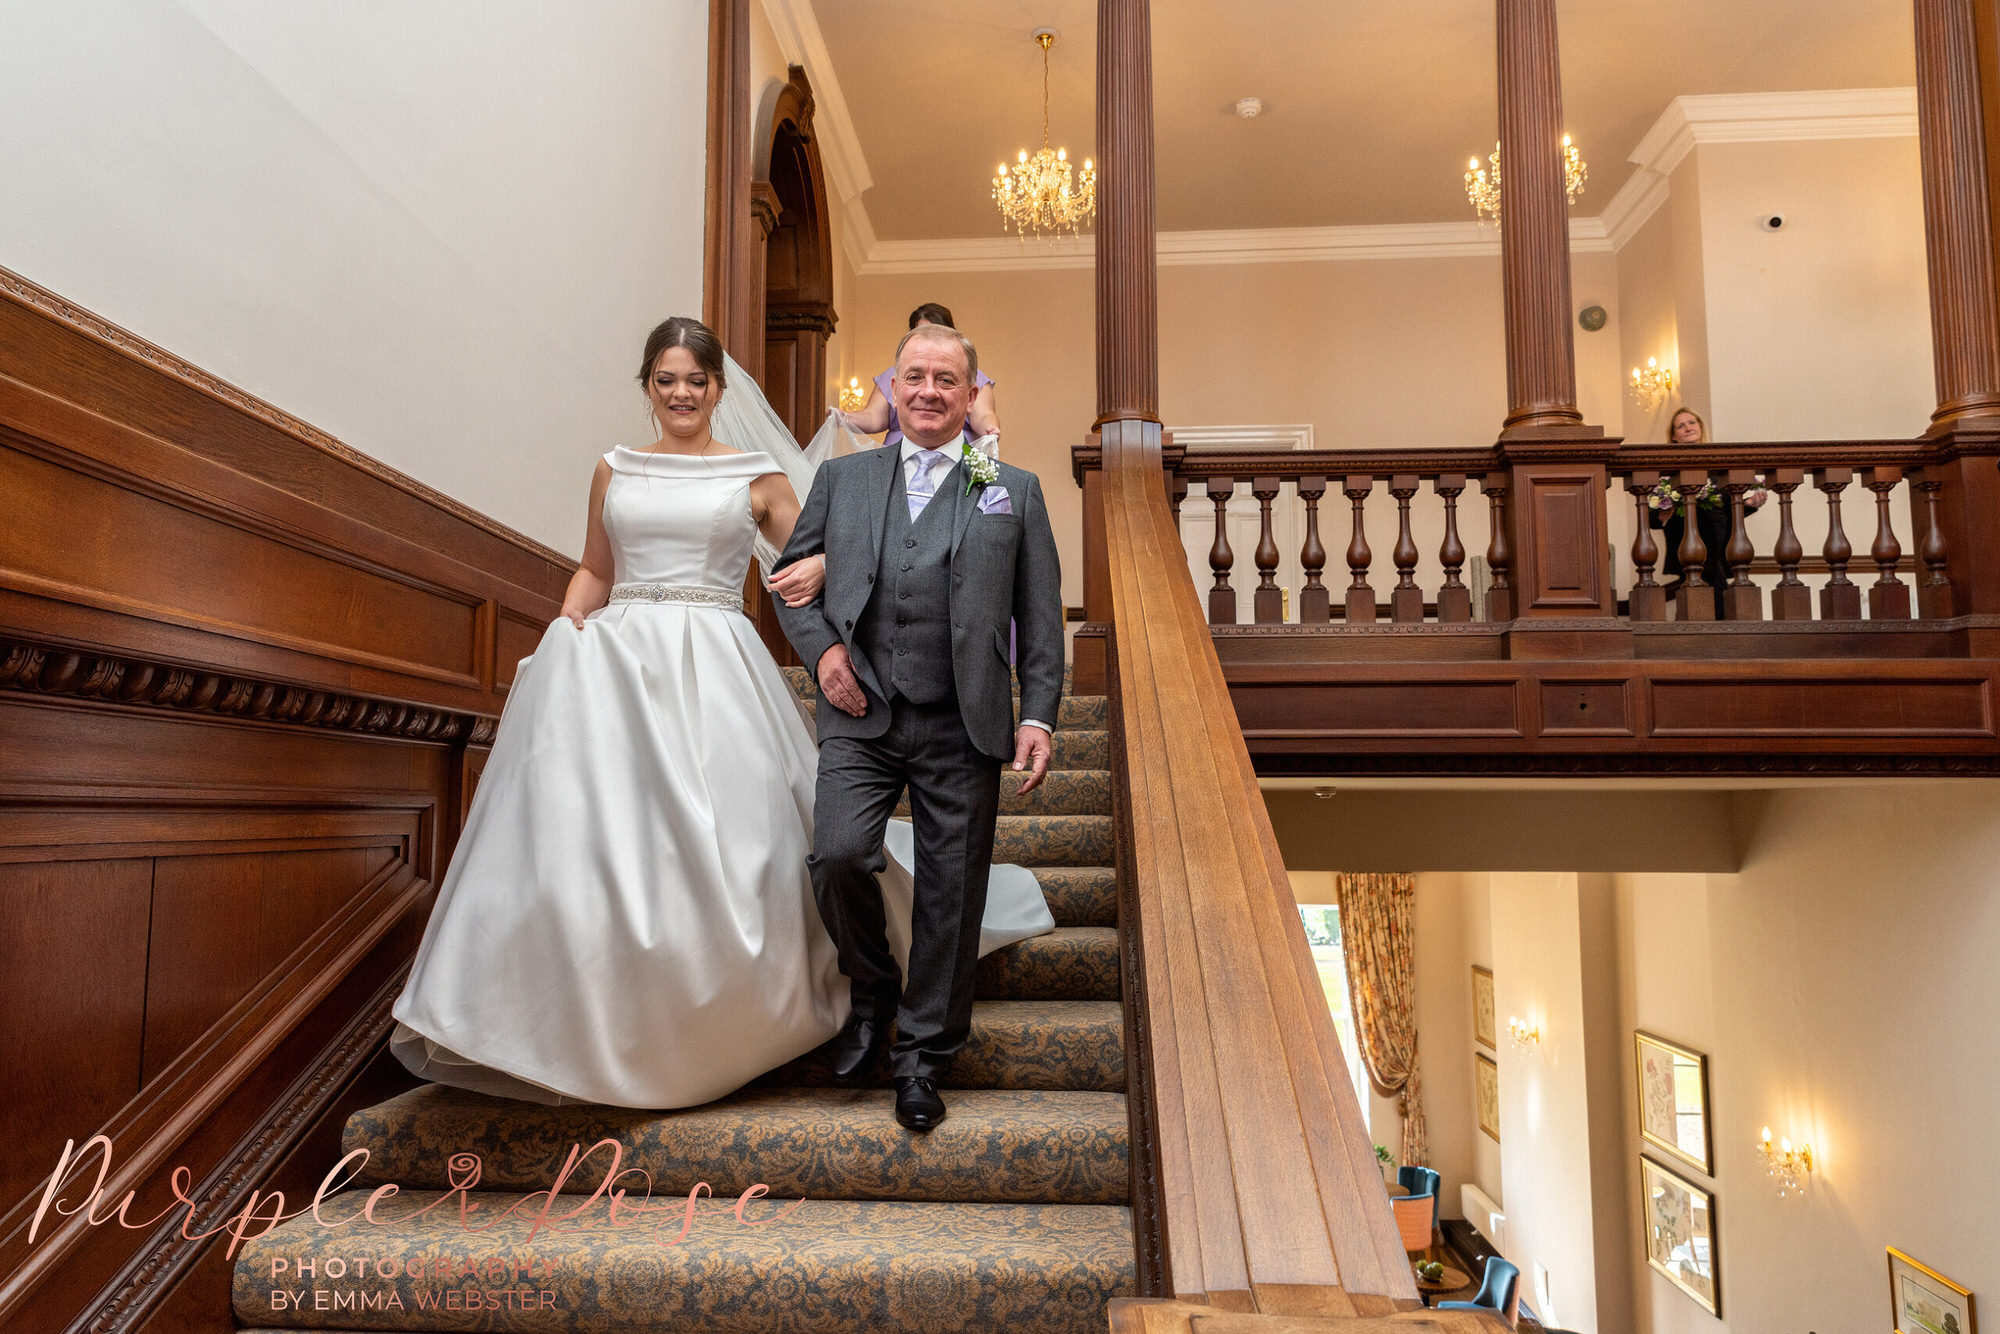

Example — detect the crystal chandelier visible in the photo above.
[1464,134,1587,224]
[993,29,1095,240]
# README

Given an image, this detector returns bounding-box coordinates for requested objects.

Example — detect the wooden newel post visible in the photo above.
[1073,0,1162,694]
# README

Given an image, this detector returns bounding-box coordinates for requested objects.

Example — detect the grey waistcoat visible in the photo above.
[857,456,959,706]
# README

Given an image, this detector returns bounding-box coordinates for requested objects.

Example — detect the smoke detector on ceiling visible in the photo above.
[1236,97,1263,119]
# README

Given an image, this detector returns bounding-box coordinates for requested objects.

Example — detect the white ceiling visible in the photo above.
[809,0,1916,240]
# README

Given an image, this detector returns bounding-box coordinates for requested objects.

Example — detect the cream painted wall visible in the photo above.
[0,0,708,557]
[844,254,1628,607]
[1696,137,1933,442]
[1411,871,1479,1221]
[1489,872,1606,1332]
[1618,206,1682,446]
[1383,781,2000,1333]
[1616,783,2000,1333]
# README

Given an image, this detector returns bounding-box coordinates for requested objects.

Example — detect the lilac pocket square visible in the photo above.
[977,486,1013,516]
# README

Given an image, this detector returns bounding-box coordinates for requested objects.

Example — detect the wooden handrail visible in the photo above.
[1102,419,1425,1318]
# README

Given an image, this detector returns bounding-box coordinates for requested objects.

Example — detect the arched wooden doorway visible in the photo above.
[759,66,836,444]
[743,66,836,663]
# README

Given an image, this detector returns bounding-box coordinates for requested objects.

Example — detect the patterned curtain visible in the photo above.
[1337,872,1429,1165]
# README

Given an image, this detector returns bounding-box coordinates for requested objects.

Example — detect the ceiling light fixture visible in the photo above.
[1464,135,1587,225]
[993,28,1096,240]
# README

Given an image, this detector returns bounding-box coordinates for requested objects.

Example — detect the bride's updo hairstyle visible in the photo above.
[638,316,728,392]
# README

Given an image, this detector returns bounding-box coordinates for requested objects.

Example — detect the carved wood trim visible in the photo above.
[0,638,497,743]
[0,860,428,1323]
[0,268,569,569]
[63,973,405,1334]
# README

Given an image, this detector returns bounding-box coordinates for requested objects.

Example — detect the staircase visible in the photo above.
[233,674,1131,1333]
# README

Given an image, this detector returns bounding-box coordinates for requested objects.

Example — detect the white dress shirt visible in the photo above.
[896,437,1051,737]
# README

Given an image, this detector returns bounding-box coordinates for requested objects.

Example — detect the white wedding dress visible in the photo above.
[389,445,1054,1109]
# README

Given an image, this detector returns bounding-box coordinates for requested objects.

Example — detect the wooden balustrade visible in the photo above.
[1116,439,1971,634]
[1606,443,1940,626]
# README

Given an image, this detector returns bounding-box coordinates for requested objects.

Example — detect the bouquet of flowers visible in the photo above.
[1649,479,1770,513]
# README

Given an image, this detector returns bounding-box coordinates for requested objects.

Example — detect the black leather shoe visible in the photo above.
[894,1076,947,1131]
[829,1014,889,1086]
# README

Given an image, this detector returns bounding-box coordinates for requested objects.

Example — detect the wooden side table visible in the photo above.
[1412,1264,1472,1307]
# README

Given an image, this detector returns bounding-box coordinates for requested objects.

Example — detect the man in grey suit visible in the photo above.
[773,322,1063,1130]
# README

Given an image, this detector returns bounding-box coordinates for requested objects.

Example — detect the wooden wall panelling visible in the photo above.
[0,275,570,601]
[0,859,153,1209]
[0,272,570,1328]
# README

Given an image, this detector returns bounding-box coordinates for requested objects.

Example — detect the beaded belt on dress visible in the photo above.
[607,583,744,612]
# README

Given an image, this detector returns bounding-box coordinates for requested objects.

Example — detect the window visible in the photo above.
[1299,902,1372,1133]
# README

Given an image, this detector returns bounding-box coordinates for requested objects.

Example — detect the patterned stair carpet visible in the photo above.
[233,672,1129,1333]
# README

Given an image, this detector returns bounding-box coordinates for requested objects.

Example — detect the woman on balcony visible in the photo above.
[1655,407,1762,616]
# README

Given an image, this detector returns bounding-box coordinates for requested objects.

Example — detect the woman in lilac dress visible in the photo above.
[841,302,1001,451]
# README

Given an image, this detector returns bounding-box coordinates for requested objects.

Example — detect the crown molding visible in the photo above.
[817,77,1915,276]
[1628,86,1918,180]
[856,219,1620,276]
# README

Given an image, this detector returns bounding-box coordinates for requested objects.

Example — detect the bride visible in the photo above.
[389,316,1053,1109]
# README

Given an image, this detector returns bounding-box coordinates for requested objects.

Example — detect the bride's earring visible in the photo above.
[645,395,664,443]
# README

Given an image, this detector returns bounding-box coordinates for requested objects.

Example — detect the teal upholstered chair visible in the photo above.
[1438,1255,1521,1325]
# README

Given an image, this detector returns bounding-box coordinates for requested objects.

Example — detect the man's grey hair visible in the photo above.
[894,322,978,384]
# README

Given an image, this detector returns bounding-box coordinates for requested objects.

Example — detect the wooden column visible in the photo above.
[703,0,757,362]
[1921,0,2000,431]
[1921,0,2000,637]
[1095,0,1160,428]
[1491,0,1618,627]
[1495,0,1583,436]
[1076,0,1162,694]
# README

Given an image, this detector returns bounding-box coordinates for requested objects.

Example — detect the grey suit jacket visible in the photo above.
[773,445,1064,760]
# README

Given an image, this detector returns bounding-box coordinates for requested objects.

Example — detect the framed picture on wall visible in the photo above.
[1474,1052,1500,1142]
[1641,1156,1719,1317]
[1471,965,1496,1050]
[1635,1030,1713,1175]
[1889,1248,1977,1334]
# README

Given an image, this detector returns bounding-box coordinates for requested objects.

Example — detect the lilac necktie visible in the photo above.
[906,448,947,521]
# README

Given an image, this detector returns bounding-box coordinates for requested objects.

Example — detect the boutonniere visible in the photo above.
[963,451,999,496]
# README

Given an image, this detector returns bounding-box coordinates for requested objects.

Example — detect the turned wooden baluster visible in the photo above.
[1483,474,1514,621]
[1910,468,1955,619]
[1767,469,1811,620]
[1721,469,1763,621]
[1673,469,1714,623]
[1252,474,1283,623]
[1864,466,1912,619]
[1298,474,1330,623]
[1815,466,1862,619]
[1344,474,1377,623]
[1626,470,1666,621]
[1207,476,1237,625]
[1387,474,1423,622]
[1169,474,1189,524]
[1435,473,1472,623]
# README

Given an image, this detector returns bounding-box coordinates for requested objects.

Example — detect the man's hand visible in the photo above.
[1011,724,1052,794]
[769,554,825,608]
[817,644,868,717]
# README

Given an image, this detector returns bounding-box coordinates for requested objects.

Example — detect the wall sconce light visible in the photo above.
[1507,1016,1541,1052]
[1630,357,1675,403]
[1759,1126,1814,1196]
[837,376,866,413]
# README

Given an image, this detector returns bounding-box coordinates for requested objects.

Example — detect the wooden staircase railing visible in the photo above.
[1099,421,1483,1324]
